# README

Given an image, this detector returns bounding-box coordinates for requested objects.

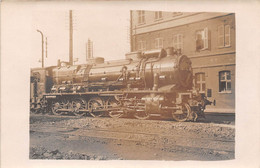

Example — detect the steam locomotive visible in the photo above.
[30,47,213,121]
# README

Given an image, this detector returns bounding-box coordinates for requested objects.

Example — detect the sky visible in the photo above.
[31,8,130,68]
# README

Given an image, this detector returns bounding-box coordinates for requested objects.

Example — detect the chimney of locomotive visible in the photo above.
[57,59,61,67]
[166,47,174,57]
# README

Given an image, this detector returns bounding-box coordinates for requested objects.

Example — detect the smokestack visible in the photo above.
[57,59,61,67]
[69,10,73,65]
[87,39,93,59]
[86,42,88,61]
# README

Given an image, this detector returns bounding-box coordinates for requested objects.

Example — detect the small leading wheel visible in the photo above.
[134,110,150,120]
[51,101,63,115]
[172,103,191,122]
[88,97,104,117]
[72,99,86,116]
[106,98,123,118]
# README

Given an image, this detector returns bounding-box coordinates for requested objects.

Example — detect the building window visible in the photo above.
[155,11,163,20]
[172,12,183,17]
[196,27,208,51]
[218,25,230,47]
[173,34,183,51]
[138,40,146,51]
[138,10,145,24]
[219,71,231,93]
[155,38,163,49]
[195,73,206,93]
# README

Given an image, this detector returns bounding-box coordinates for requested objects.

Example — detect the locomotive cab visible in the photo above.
[30,67,54,113]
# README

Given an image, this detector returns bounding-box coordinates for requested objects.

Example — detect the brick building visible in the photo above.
[130,11,235,113]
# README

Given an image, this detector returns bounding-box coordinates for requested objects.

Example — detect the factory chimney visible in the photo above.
[86,39,93,61]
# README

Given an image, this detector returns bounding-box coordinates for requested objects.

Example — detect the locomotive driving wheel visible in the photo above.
[106,97,123,118]
[133,104,150,120]
[132,100,150,120]
[134,110,150,120]
[72,98,86,116]
[172,103,191,122]
[88,97,104,117]
[51,101,63,115]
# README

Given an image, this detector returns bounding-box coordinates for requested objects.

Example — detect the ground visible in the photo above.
[30,113,235,160]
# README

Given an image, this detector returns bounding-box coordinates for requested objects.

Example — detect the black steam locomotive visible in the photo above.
[30,47,213,121]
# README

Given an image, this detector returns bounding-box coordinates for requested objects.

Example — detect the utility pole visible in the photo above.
[130,10,133,52]
[69,10,73,65]
[36,29,44,68]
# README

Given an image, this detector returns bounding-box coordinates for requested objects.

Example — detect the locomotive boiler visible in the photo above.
[30,47,213,121]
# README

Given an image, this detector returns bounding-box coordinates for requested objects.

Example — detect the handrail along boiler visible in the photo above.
[30,47,213,121]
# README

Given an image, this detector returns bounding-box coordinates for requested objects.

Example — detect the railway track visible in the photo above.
[30,114,235,160]
[30,111,235,125]
[31,124,234,152]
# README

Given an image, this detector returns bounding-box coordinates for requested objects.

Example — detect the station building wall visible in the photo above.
[131,12,235,112]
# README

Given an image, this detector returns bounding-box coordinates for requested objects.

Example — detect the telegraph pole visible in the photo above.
[69,10,73,65]
[36,29,44,68]
[130,10,133,52]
